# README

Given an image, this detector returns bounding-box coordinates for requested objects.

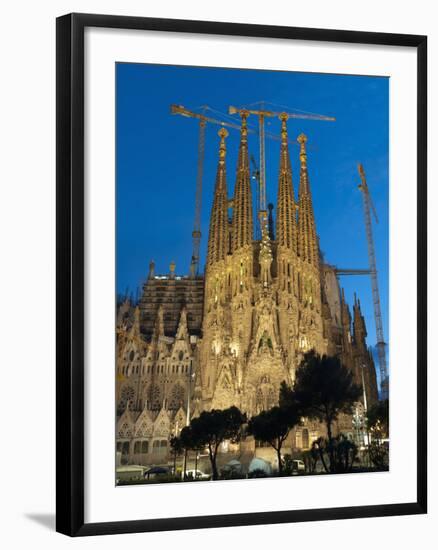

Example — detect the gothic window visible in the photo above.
[129,350,135,361]
[266,387,276,410]
[168,384,185,410]
[119,386,135,411]
[302,428,310,449]
[178,350,184,361]
[255,440,270,448]
[134,441,141,454]
[141,441,149,454]
[147,384,161,410]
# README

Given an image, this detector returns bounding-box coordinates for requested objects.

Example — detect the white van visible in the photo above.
[116,465,145,483]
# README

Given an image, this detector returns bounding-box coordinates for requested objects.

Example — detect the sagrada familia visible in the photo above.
[116,111,378,466]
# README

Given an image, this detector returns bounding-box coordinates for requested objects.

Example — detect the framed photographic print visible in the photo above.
[56,13,427,536]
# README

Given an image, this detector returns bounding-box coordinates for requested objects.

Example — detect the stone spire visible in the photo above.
[353,294,367,350]
[207,128,229,266]
[340,288,352,330]
[131,305,141,337]
[297,133,319,266]
[175,306,188,340]
[276,114,297,252]
[232,110,253,251]
[148,259,155,279]
[153,304,164,339]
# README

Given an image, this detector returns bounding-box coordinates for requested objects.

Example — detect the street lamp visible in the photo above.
[182,358,196,479]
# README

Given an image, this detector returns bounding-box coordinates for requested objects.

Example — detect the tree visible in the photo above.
[367,398,389,441]
[283,351,362,472]
[178,425,204,479]
[247,406,300,474]
[189,406,246,480]
[169,435,184,476]
[367,398,389,470]
[311,435,358,473]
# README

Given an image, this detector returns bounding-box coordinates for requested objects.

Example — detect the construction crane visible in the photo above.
[203,105,300,149]
[229,102,335,234]
[358,163,388,399]
[250,154,261,239]
[170,104,242,275]
[334,268,371,277]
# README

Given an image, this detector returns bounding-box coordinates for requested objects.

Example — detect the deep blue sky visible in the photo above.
[116,63,389,352]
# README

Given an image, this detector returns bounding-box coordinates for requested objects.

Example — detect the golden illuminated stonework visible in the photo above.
[116,119,378,466]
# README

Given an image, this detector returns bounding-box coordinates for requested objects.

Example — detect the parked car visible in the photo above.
[185,469,211,480]
[143,466,171,480]
[292,460,305,473]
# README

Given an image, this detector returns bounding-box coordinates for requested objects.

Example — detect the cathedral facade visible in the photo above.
[116,111,378,467]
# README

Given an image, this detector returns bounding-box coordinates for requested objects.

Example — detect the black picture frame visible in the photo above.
[56,12,427,537]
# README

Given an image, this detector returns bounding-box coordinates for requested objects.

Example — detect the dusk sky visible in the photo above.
[116,63,389,353]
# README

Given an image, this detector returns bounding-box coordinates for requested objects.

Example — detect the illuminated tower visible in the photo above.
[296,133,325,355]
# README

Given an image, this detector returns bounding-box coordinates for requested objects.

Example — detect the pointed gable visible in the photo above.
[153,407,171,437]
[117,405,134,438]
[134,406,154,438]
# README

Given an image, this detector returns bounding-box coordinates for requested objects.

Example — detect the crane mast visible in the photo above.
[358,163,388,399]
[250,154,261,240]
[171,104,242,275]
[192,118,205,275]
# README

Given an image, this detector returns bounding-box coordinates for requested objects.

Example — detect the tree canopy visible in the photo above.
[367,398,389,439]
[281,351,362,472]
[247,405,300,473]
[188,406,246,480]
[287,351,362,437]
